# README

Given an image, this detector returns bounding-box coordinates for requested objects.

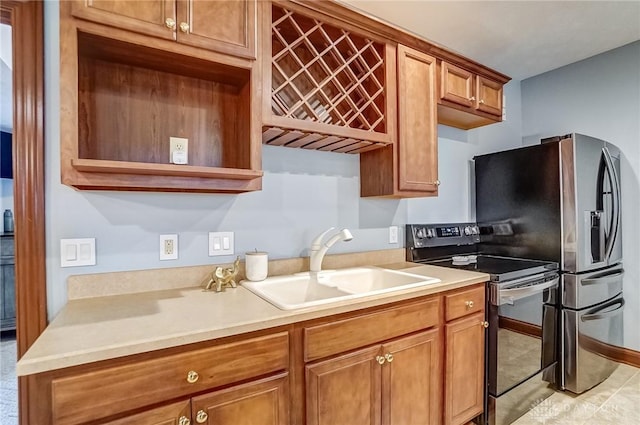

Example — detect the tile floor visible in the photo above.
[513,363,640,425]
[0,331,638,425]
[0,332,18,425]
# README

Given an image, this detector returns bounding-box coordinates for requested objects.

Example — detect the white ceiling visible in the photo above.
[341,0,640,80]
[1,2,639,133]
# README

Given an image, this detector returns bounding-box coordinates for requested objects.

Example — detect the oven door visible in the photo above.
[488,272,559,397]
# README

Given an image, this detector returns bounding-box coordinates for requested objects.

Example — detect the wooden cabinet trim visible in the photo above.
[440,61,475,108]
[306,345,382,425]
[445,312,485,425]
[445,285,485,322]
[397,45,438,194]
[51,332,289,425]
[102,399,191,425]
[304,297,440,362]
[191,372,289,425]
[381,329,442,425]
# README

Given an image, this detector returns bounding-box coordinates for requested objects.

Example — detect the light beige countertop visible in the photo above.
[17,262,488,376]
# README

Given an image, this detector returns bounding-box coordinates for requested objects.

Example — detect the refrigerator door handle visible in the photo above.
[581,270,625,286]
[602,147,621,263]
[581,298,625,322]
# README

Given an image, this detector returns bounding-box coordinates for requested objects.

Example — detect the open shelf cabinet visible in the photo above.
[60,6,262,193]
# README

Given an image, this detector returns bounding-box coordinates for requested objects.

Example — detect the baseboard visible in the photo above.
[499,316,542,338]
[581,334,640,368]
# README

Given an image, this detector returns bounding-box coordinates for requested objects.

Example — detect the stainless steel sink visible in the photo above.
[242,266,440,310]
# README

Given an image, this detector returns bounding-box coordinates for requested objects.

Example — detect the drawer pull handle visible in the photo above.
[465,300,474,309]
[180,22,190,33]
[384,353,394,363]
[179,416,191,425]
[165,18,176,29]
[187,370,199,384]
[479,99,485,104]
[469,96,476,101]
[196,410,208,423]
[376,355,386,365]
[481,321,489,328]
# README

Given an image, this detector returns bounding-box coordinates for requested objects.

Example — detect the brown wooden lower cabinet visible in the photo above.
[445,312,486,425]
[306,329,442,425]
[191,373,289,425]
[102,374,288,425]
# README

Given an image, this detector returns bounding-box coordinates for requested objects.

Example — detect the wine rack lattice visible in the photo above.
[264,5,390,153]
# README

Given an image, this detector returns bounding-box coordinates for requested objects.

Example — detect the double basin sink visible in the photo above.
[242,266,440,310]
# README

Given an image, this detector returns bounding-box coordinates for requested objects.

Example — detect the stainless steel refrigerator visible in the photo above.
[474,133,624,394]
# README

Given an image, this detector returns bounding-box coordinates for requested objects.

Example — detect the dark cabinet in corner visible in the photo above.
[1,234,15,331]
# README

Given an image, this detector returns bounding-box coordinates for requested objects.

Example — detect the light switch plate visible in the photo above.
[209,231,234,256]
[61,238,96,267]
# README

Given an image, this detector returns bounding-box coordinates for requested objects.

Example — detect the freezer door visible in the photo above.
[561,296,624,393]
[562,265,623,310]
[562,134,623,273]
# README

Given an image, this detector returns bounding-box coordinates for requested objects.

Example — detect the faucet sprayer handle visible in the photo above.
[311,227,336,250]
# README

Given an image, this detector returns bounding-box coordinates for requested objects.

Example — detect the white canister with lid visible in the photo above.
[245,251,268,281]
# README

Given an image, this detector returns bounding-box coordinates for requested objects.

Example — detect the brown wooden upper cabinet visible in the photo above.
[438,61,505,130]
[261,1,397,154]
[361,45,438,198]
[71,0,256,59]
[60,1,263,193]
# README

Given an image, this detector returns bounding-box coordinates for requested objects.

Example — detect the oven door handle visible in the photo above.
[581,298,625,322]
[498,277,559,305]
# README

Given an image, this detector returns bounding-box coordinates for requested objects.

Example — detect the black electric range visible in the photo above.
[406,223,559,425]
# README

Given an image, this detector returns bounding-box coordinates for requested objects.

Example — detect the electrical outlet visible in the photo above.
[389,226,399,244]
[160,234,178,260]
[169,137,188,164]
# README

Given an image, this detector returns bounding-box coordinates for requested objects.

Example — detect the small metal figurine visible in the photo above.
[204,256,241,292]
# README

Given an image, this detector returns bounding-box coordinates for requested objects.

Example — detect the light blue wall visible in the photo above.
[43,2,522,319]
[521,41,640,350]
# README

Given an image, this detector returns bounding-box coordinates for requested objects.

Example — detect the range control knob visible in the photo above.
[472,226,480,235]
[427,229,436,238]
[464,226,472,236]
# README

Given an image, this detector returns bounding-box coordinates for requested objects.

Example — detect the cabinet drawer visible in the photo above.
[304,298,440,362]
[445,285,485,322]
[52,332,289,425]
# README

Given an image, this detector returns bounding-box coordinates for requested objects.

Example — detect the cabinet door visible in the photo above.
[103,400,190,425]
[440,62,474,108]
[445,312,485,425]
[381,329,442,425]
[71,0,177,40]
[306,346,382,425]
[476,76,503,117]
[176,0,255,58]
[397,45,438,193]
[1,262,16,329]
[191,373,289,425]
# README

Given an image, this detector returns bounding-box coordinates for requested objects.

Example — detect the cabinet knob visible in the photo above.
[465,300,474,309]
[435,180,441,186]
[384,353,394,363]
[481,321,489,328]
[180,22,190,33]
[196,410,208,424]
[179,416,191,425]
[469,96,476,101]
[165,18,176,30]
[186,370,199,384]
[479,99,485,104]
[376,355,386,365]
